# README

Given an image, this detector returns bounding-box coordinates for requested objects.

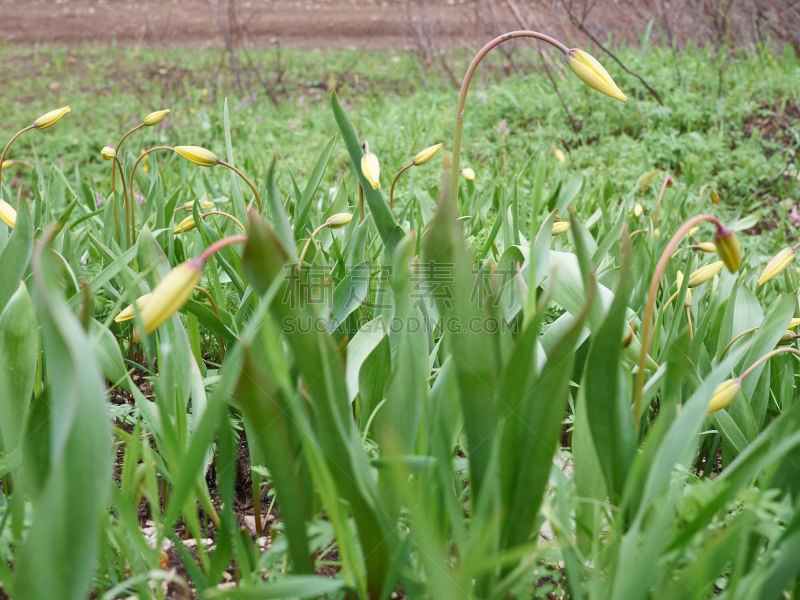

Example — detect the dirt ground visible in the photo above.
[0,0,645,50]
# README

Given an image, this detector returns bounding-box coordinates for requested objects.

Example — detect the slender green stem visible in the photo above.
[737,347,800,382]
[0,125,34,193]
[719,326,760,360]
[128,146,173,247]
[299,222,329,266]
[389,162,413,210]
[110,123,144,245]
[201,210,246,233]
[633,214,723,432]
[450,31,568,208]
[198,234,248,264]
[218,160,263,214]
[112,156,128,247]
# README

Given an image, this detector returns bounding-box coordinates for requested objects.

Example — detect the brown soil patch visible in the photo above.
[0,0,646,50]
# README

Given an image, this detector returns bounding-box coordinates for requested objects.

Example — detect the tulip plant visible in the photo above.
[2,31,800,600]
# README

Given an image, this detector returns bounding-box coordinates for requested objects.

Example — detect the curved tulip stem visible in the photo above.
[389,163,413,210]
[633,213,723,432]
[651,175,673,226]
[201,210,247,233]
[198,234,248,264]
[218,160,263,214]
[738,347,800,382]
[112,156,129,247]
[110,123,144,245]
[450,31,568,207]
[128,146,174,247]
[299,222,329,267]
[0,125,34,193]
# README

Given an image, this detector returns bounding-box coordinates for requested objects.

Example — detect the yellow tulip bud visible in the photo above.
[633,203,643,217]
[707,379,741,414]
[173,215,198,234]
[412,143,443,166]
[757,247,795,285]
[688,261,724,287]
[554,148,566,163]
[360,151,381,189]
[714,226,742,272]
[696,242,717,253]
[114,293,153,323]
[789,318,800,330]
[688,226,700,237]
[176,200,215,211]
[0,199,17,228]
[143,109,170,126]
[137,261,203,335]
[33,106,71,129]
[325,212,353,229]
[552,221,571,235]
[174,146,219,167]
[460,167,476,181]
[653,228,660,239]
[566,48,627,103]
[777,330,796,346]
[101,146,116,161]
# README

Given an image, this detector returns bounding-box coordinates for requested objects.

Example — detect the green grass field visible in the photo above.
[1,36,800,599]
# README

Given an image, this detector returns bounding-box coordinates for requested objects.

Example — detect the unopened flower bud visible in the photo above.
[412,143,443,166]
[757,247,795,285]
[707,379,741,414]
[325,212,353,229]
[688,261,724,287]
[360,151,380,189]
[0,199,17,228]
[565,48,627,103]
[174,146,219,167]
[552,221,571,235]
[633,203,643,217]
[714,225,742,272]
[33,106,71,129]
[460,167,476,181]
[101,146,116,161]
[173,215,198,234]
[143,109,170,126]
[696,242,716,253]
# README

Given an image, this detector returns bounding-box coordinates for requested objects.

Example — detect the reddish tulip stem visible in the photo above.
[128,146,173,247]
[389,163,413,210]
[633,214,723,432]
[218,160,263,214]
[451,31,568,207]
[198,234,248,264]
[737,347,800,382]
[0,125,34,192]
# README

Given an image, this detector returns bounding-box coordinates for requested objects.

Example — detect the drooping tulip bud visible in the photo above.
[633,203,643,217]
[176,200,215,211]
[137,261,203,335]
[143,109,171,126]
[33,106,71,129]
[714,225,742,272]
[777,331,796,346]
[173,215,198,234]
[101,146,117,161]
[114,292,153,323]
[360,151,381,189]
[412,143,443,166]
[757,247,795,285]
[565,49,627,103]
[174,146,219,167]
[707,379,741,414]
[554,148,566,163]
[325,212,353,229]
[460,167,475,181]
[696,242,717,253]
[790,318,800,330]
[687,261,724,288]
[0,199,17,228]
[552,221,571,235]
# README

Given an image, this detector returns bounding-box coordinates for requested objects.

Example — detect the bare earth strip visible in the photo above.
[0,0,645,50]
